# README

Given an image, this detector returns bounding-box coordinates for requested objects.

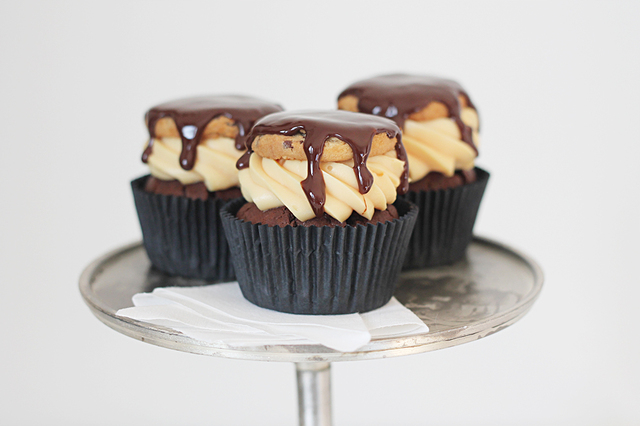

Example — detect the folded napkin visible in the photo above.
[116,283,428,352]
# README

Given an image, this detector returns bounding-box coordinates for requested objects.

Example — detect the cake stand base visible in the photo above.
[80,237,543,426]
[297,362,332,426]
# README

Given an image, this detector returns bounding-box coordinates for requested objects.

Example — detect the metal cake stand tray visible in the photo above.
[79,236,543,426]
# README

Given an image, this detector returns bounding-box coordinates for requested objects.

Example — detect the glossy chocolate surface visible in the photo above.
[339,74,477,152]
[237,110,408,217]
[143,95,283,170]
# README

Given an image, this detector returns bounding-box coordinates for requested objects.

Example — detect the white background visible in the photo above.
[1,1,638,425]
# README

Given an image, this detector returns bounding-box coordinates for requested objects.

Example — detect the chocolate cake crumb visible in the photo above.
[236,202,399,227]
[408,169,477,192]
[144,176,242,201]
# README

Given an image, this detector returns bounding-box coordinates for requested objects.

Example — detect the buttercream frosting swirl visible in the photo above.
[144,136,244,191]
[239,150,405,222]
[403,107,479,181]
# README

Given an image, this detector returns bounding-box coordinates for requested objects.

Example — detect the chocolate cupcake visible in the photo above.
[132,95,283,281]
[221,110,418,314]
[338,74,489,268]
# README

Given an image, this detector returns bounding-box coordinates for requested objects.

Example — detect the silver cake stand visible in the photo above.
[79,236,543,426]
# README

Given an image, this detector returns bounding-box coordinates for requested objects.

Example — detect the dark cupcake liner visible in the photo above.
[220,199,418,315]
[400,167,489,269]
[131,175,236,282]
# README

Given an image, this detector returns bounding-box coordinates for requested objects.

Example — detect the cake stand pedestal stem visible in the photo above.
[296,362,332,426]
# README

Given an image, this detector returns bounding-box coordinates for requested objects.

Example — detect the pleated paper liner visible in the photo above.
[400,167,489,269]
[131,175,236,282]
[220,198,418,315]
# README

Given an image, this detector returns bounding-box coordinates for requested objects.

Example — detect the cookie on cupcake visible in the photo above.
[221,110,418,314]
[338,74,489,267]
[132,95,283,281]
[236,110,409,226]
[142,95,283,200]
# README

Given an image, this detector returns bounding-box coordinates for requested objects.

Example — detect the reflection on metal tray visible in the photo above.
[79,237,543,363]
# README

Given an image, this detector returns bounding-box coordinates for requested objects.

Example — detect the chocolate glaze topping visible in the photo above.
[237,110,409,218]
[142,95,283,170]
[339,74,478,153]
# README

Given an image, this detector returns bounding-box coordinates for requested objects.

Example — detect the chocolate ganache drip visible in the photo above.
[142,95,283,170]
[339,74,478,154]
[237,110,409,218]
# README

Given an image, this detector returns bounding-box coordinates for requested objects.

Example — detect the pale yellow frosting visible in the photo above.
[403,106,479,182]
[144,137,244,191]
[238,150,406,222]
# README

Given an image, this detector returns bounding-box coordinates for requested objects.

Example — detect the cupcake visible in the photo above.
[132,95,283,281]
[338,74,489,268]
[220,110,418,314]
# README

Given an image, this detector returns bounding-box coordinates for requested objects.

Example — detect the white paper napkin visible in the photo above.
[116,282,428,352]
